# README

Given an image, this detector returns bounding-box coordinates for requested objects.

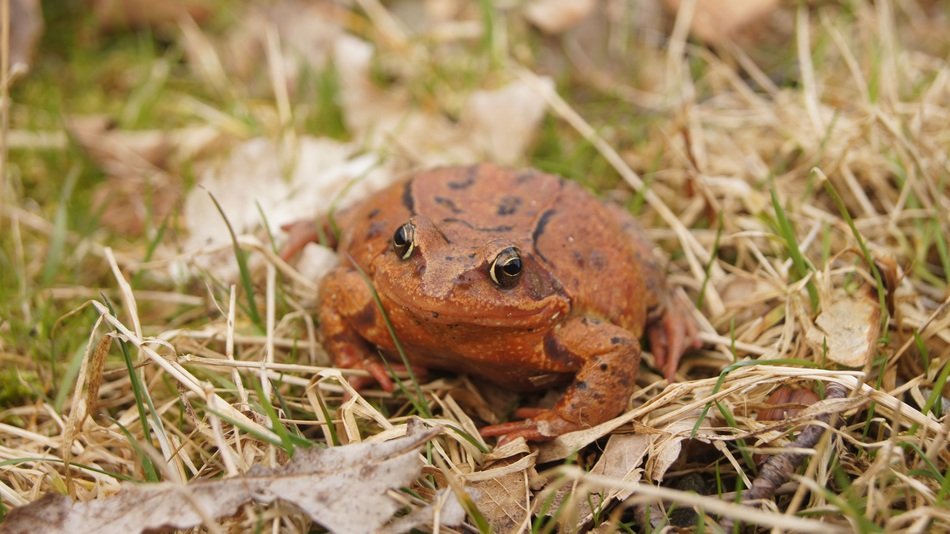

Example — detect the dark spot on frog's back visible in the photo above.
[590,250,607,270]
[367,208,380,219]
[497,195,522,216]
[434,196,463,214]
[447,166,477,190]
[365,220,387,240]
[544,334,582,367]
[516,170,536,183]
[571,251,585,267]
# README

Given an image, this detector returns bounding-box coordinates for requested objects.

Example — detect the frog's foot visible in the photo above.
[479,409,582,445]
[346,357,395,392]
[647,295,701,381]
[279,220,321,262]
[347,360,429,393]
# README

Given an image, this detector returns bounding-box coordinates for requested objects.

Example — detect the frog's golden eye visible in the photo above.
[392,222,416,260]
[490,247,522,289]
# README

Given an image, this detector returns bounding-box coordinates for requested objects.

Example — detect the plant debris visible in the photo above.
[3,0,949,532]
[2,424,449,534]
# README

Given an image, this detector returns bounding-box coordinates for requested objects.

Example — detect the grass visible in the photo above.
[2,0,950,532]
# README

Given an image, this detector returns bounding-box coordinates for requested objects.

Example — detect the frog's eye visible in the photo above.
[392,222,416,260]
[490,247,522,289]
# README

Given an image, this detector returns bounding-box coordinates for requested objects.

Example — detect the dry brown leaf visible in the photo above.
[68,117,222,236]
[68,116,222,174]
[222,0,347,85]
[647,418,702,482]
[663,0,779,45]
[335,35,551,166]
[9,0,43,77]
[2,424,441,534]
[562,433,651,527]
[468,457,531,533]
[524,0,598,35]
[87,0,212,30]
[757,385,819,422]
[806,287,881,367]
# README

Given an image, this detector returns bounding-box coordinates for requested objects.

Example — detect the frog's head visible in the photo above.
[371,215,569,329]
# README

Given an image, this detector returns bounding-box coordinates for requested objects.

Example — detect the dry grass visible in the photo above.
[1,0,949,532]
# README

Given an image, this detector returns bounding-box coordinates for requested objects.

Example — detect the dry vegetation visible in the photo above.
[1,0,949,532]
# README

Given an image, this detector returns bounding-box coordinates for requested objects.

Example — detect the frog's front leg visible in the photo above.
[319,266,396,391]
[480,317,641,443]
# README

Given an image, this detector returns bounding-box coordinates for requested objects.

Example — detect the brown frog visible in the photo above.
[283,164,699,442]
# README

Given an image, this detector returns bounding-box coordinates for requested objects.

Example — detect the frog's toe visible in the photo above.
[480,410,581,444]
[279,220,320,262]
[479,420,544,445]
[649,300,701,380]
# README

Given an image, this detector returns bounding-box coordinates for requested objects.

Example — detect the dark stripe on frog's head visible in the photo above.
[531,208,556,246]
[401,178,416,214]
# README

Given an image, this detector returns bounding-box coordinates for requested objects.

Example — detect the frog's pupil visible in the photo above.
[502,257,521,276]
[393,223,415,259]
[394,227,408,246]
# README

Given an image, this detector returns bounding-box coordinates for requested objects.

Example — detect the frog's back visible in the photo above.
[337,164,649,334]
[528,176,649,335]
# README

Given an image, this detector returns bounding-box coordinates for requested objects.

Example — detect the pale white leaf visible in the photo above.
[3,425,440,534]
[524,0,597,34]
[806,288,880,367]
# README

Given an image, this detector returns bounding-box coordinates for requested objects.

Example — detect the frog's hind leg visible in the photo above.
[610,205,700,380]
[480,316,641,444]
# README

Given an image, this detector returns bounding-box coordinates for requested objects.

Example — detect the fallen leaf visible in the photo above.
[468,457,531,533]
[663,0,780,45]
[384,488,467,532]
[647,418,704,483]
[460,77,555,165]
[9,0,43,77]
[524,0,598,34]
[182,136,390,252]
[757,385,819,422]
[550,433,651,528]
[68,117,223,236]
[806,287,881,367]
[334,35,551,166]
[87,0,213,30]
[2,424,441,534]
[222,0,347,86]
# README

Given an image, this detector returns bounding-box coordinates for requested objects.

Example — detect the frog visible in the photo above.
[282,163,700,442]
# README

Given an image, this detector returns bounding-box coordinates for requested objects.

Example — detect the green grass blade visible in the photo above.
[770,185,819,310]
[41,166,80,286]
[697,210,724,310]
[205,189,264,332]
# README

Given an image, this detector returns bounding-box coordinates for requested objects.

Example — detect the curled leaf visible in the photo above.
[806,287,881,367]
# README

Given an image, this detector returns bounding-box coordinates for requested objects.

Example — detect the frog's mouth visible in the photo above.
[377,276,569,329]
